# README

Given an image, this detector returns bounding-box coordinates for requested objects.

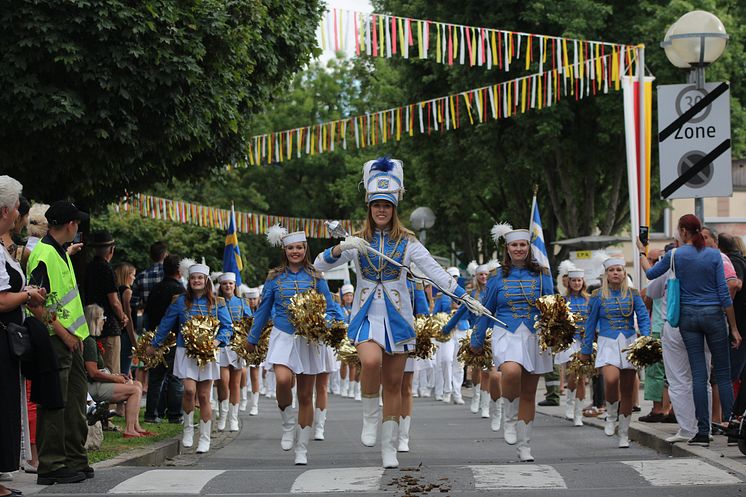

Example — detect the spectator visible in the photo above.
[1,195,30,265]
[0,176,46,495]
[82,304,152,438]
[130,241,168,329]
[640,214,742,447]
[142,255,185,424]
[702,226,741,298]
[719,233,746,416]
[26,200,92,485]
[114,262,138,378]
[84,231,128,373]
[23,203,49,269]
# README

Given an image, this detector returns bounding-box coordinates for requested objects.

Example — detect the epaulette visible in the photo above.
[630,288,640,296]
[170,294,182,304]
[217,296,226,306]
[541,267,551,276]
[488,268,499,279]
[591,289,601,298]
[415,282,424,291]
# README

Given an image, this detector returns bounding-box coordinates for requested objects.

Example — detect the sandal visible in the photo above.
[583,406,602,417]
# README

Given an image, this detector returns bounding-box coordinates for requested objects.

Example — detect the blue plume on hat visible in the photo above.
[370,156,395,172]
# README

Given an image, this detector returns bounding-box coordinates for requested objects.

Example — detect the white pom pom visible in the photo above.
[210,271,223,283]
[467,260,478,276]
[487,259,501,271]
[179,258,196,278]
[558,260,575,276]
[266,224,288,247]
[490,222,513,243]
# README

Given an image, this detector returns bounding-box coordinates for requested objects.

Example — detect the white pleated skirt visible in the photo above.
[404,357,415,373]
[491,324,554,375]
[218,347,245,369]
[554,339,581,365]
[321,345,340,373]
[174,347,220,381]
[595,334,637,370]
[264,327,326,375]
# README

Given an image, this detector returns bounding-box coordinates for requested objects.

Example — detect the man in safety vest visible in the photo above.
[26,201,92,486]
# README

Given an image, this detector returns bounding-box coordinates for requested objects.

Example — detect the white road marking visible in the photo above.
[290,467,385,493]
[469,464,567,489]
[109,470,225,494]
[623,459,742,486]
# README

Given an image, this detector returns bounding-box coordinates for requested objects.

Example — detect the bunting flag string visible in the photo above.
[118,193,359,239]
[319,8,635,73]
[246,47,637,166]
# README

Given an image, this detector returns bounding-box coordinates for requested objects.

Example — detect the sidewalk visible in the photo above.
[532,383,746,476]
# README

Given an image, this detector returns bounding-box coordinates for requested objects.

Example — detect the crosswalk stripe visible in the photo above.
[290,467,385,493]
[468,464,567,490]
[108,469,226,494]
[622,459,743,486]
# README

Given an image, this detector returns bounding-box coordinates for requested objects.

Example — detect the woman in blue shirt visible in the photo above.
[555,268,590,427]
[640,214,742,446]
[148,263,232,454]
[580,258,651,448]
[247,227,342,466]
[471,224,554,462]
[216,272,252,432]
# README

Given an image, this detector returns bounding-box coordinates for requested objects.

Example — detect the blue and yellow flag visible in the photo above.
[223,204,243,286]
[529,194,550,270]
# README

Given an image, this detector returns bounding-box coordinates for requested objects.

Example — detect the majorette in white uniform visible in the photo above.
[314,157,483,469]
[152,263,232,454]
[248,227,344,465]
[242,286,262,415]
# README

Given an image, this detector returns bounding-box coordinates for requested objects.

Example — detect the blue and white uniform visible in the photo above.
[153,294,232,381]
[315,230,465,354]
[220,295,253,369]
[471,267,555,374]
[554,294,589,365]
[581,287,651,369]
[248,267,343,375]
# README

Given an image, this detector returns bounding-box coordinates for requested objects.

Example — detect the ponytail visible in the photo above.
[678,214,705,251]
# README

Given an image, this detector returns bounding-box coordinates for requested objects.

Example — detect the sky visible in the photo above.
[317,0,374,63]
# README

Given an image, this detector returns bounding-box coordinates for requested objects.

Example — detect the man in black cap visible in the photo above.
[84,230,128,374]
[26,201,93,485]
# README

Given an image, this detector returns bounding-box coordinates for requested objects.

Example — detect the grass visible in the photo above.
[87,408,187,464]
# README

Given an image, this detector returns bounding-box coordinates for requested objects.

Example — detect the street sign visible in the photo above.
[657,82,732,199]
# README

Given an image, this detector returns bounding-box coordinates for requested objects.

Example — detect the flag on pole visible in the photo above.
[223,204,244,286]
[529,191,551,269]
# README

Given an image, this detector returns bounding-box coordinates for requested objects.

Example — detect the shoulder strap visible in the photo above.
[670,248,677,276]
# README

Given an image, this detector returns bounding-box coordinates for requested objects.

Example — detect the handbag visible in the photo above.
[666,248,681,327]
[4,321,33,360]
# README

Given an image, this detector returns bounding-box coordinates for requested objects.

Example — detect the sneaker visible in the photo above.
[0,473,12,482]
[537,399,559,407]
[632,405,642,413]
[143,417,162,424]
[37,467,87,485]
[665,432,692,443]
[687,434,710,447]
[168,417,184,424]
[74,466,94,479]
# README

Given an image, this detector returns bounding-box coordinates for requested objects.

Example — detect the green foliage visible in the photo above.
[1,0,322,206]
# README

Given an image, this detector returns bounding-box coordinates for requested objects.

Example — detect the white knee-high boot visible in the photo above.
[295,426,312,465]
[313,408,327,441]
[470,388,481,414]
[217,400,229,431]
[398,416,411,452]
[565,389,576,420]
[381,419,399,468]
[182,411,195,448]
[240,386,249,411]
[196,419,212,454]
[249,392,260,416]
[516,420,534,462]
[490,398,503,432]
[574,397,584,426]
[354,382,362,401]
[340,377,350,397]
[280,406,296,450]
[605,401,619,436]
[361,396,380,446]
[228,403,240,432]
[503,398,520,445]
[480,391,490,418]
[618,414,631,448]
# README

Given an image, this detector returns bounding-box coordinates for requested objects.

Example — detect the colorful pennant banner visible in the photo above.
[119,193,358,239]
[319,8,636,73]
[247,47,637,166]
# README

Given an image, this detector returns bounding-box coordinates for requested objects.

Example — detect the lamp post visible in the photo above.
[661,10,728,222]
[410,206,436,244]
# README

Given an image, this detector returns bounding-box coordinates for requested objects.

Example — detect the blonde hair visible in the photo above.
[27,203,49,238]
[565,282,590,301]
[266,242,322,281]
[114,262,136,288]
[84,304,105,337]
[601,267,630,299]
[356,205,414,243]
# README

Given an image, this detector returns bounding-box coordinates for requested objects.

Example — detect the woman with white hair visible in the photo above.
[580,257,651,448]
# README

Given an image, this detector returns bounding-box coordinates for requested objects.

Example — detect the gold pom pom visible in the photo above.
[324,320,348,350]
[335,337,361,368]
[288,290,328,344]
[431,312,454,343]
[408,314,443,360]
[245,320,273,365]
[534,294,580,353]
[566,343,597,380]
[131,330,175,369]
[229,316,254,361]
[456,329,493,370]
[182,315,220,368]
[623,335,663,368]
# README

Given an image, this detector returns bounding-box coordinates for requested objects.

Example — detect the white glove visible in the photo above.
[338,236,370,253]
[461,294,490,317]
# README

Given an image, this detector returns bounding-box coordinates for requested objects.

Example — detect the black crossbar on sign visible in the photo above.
[660,139,731,198]
[658,82,729,142]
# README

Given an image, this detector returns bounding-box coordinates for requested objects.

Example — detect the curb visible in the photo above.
[92,437,181,469]
[537,405,746,477]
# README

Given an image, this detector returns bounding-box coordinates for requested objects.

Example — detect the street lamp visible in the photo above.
[410,206,435,243]
[660,10,728,222]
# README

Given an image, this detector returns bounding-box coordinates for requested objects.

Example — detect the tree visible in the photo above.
[1,0,323,207]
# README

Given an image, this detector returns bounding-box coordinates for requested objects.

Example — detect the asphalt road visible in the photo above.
[29,393,746,497]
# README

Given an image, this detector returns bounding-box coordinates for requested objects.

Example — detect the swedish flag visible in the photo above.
[529,194,550,270]
[223,204,243,286]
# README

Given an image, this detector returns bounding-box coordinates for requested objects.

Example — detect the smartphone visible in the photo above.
[639,226,649,246]
[73,232,82,244]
